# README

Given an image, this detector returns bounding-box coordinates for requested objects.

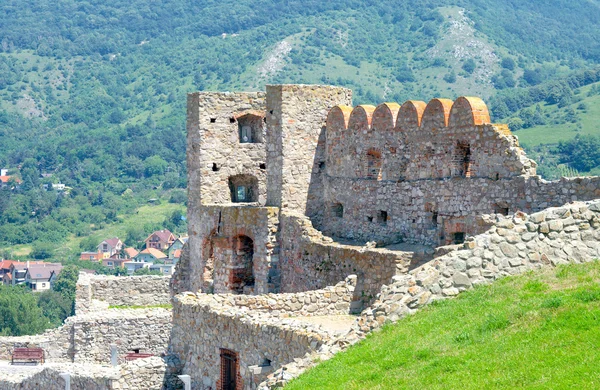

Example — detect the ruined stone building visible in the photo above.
[2,84,599,390]
[169,84,600,389]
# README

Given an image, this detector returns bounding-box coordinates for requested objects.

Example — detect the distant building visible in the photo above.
[97,238,123,258]
[80,251,103,261]
[167,236,187,260]
[150,262,175,276]
[144,230,175,251]
[135,248,167,263]
[25,263,63,292]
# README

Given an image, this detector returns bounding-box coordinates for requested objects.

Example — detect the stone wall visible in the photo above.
[0,309,171,365]
[182,205,280,295]
[265,84,352,227]
[72,308,172,365]
[171,291,340,390]
[279,211,414,307]
[322,97,600,246]
[356,199,600,332]
[0,356,172,390]
[259,199,600,388]
[197,276,357,317]
[76,273,170,314]
[187,91,267,206]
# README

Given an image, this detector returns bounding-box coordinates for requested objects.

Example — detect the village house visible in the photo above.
[97,237,123,258]
[102,247,138,269]
[167,236,187,260]
[25,263,63,292]
[80,251,103,261]
[135,248,167,263]
[144,230,175,251]
[149,262,175,276]
[0,169,21,189]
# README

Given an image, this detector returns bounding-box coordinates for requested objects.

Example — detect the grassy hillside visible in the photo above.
[1,1,600,255]
[288,261,600,389]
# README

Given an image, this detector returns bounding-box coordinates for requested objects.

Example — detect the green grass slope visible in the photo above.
[287,261,600,390]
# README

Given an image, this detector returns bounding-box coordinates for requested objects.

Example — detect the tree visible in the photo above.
[443,71,457,83]
[31,243,55,259]
[144,155,168,177]
[0,284,49,336]
[37,290,72,327]
[501,57,516,70]
[462,59,476,74]
[134,267,162,276]
[52,265,79,303]
[79,236,99,252]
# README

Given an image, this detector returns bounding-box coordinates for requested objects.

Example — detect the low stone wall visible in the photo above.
[0,309,171,365]
[259,199,600,388]
[171,291,340,390]
[201,276,357,317]
[279,211,414,307]
[0,323,73,363]
[72,308,172,365]
[0,357,172,390]
[76,274,170,315]
[358,199,600,332]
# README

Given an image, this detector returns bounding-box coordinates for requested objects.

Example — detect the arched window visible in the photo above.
[236,113,264,143]
[366,149,382,180]
[228,174,258,203]
[230,235,254,294]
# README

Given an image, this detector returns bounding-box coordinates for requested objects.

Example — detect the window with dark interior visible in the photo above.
[237,113,264,144]
[331,202,344,218]
[454,142,472,177]
[376,210,388,224]
[228,175,258,203]
[453,232,465,244]
[366,149,382,180]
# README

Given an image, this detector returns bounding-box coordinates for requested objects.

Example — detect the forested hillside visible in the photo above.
[1,0,600,257]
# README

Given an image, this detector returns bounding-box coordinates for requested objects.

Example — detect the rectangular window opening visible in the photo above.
[331,203,343,218]
[376,210,388,224]
[453,232,465,244]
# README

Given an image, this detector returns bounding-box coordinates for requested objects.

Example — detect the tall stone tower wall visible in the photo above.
[265,84,352,227]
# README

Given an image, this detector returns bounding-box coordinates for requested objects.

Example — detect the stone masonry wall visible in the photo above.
[323,97,600,246]
[184,205,280,295]
[187,91,267,206]
[260,199,600,388]
[265,84,352,227]
[76,273,170,314]
[279,211,414,308]
[171,291,339,390]
[197,276,357,317]
[356,199,600,332]
[0,356,171,390]
[72,308,172,365]
[0,309,171,365]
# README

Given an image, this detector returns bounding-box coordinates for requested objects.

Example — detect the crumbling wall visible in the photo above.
[197,276,357,317]
[187,205,280,295]
[76,273,170,314]
[171,291,337,390]
[0,309,171,365]
[0,356,172,390]
[279,211,413,307]
[260,199,600,389]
